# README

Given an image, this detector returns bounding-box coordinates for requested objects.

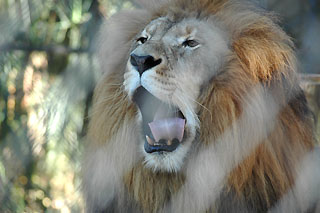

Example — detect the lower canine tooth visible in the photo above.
[146,135,155,145]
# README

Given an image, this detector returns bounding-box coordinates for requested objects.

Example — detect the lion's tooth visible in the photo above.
[167,140,172,146]
[146,135,155,145]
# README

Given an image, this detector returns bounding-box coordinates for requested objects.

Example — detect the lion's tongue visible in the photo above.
[148,118,185,142]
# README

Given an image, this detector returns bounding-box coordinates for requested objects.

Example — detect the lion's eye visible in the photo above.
[137,37,148,44]
[182,39,199,48]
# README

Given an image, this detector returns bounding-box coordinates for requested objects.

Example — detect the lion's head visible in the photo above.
[124,16,230,171]
[83,0,317,212]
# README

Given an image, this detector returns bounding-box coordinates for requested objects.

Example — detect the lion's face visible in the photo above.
[124,16,229,172]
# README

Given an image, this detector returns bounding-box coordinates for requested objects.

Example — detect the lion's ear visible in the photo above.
[97,9,152,74]
[232,20,296,83]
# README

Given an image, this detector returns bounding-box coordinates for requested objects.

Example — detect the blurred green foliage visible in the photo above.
[0,0,132,212]
[0,0,319,212]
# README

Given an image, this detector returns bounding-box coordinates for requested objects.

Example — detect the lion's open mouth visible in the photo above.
[133,87,186,153]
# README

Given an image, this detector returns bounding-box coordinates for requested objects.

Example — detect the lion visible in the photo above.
[82,0,318,212]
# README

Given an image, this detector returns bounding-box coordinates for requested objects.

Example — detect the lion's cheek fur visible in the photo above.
[197,67,314,210]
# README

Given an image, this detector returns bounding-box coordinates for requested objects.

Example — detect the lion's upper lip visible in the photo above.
[132,87,186,153]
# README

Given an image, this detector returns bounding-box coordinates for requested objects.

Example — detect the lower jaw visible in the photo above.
[140,124,195,171]
[142,151,183,172]
[142,141,191,173]
[143,128,190,154]
[144,139,181,153]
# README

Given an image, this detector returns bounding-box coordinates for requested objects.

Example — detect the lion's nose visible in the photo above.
[130,54,162,76]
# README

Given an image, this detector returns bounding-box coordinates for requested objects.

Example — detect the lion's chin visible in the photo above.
[142,137,192,172]
[141,124,193,172]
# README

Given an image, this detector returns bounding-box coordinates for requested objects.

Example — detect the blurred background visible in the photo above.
[0,0,319,212]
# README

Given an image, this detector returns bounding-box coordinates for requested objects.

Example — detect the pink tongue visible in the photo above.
[148,118,185,142]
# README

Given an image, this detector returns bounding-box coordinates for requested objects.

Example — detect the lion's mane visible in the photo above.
[82,0,317,212]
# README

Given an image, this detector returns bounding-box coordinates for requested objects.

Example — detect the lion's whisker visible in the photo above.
[176,89,213,122]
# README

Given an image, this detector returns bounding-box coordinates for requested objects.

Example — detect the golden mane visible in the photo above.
[83,0,316,212]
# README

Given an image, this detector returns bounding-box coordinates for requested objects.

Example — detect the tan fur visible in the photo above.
[124,163,185,213]
[88,72,137,147]
[83,0,316,212]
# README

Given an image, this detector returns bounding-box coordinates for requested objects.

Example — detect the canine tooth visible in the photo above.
[146,135,155,145]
